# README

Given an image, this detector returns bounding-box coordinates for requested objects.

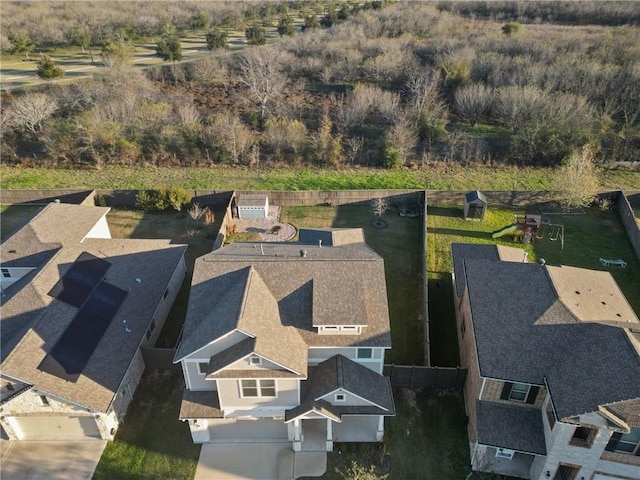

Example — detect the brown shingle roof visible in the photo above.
[1,204,187,413]
[175,230,391,361]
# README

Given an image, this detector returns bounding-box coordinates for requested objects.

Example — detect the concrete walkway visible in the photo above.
[195,443,326,480]
[0,440,106,480]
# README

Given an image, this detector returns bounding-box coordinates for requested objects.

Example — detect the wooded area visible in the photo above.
[2,1,639,169]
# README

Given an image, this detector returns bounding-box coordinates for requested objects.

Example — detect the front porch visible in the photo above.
[290,415,385,452]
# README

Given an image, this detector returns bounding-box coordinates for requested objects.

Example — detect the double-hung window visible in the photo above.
[240,379,276,398]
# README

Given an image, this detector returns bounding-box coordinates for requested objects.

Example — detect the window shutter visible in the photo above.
[605,432,622,452]
[500,382,513,400]
[525,386,539,404]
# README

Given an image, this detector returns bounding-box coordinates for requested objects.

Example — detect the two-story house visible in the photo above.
[451,243,640,480]
[174,228,395,452]
[1,202,187,441]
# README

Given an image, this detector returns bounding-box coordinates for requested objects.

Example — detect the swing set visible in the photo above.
[535,223,564,249]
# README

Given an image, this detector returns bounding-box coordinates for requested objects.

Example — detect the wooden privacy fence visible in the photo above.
[384,365,467,390]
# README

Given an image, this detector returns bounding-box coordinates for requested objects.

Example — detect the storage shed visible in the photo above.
[464,190,488,220]
[237,194,269,219]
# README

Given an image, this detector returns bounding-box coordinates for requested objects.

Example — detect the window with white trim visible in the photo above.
[335,393,346,402]
[357,348,373,359]
[249,356,262,366]
[39,395,50,406]
[1,268,10,278]
[240,379,276,398]
[197,362,209,375]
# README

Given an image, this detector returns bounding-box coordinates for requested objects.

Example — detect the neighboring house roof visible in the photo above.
[175,229,391,362]
[465,190,487,205]
[602,399,640,428]
[1,204,187,413]
[285,355,395,422]
[453,245,640,420]
[476,401,547,455]
[451,243,527,297]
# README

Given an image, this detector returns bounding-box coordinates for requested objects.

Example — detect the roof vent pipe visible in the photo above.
[319,240,322,248]
[300,249,307,258]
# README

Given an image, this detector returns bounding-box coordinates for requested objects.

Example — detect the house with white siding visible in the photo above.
[174,228,395,452]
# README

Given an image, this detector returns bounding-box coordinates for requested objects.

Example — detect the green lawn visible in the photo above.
[3,165,639,191]
[427,203,640,367]
[281,205,424,366]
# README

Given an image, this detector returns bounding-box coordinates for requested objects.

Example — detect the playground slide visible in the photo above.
[492,223,518,239]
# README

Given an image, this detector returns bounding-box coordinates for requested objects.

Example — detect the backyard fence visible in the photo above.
[422,192,431,367]
[427,190,561,206]
[236,189,423,207]
[617,191,640,261]
[0,189,95,205]
[384,365,467,390]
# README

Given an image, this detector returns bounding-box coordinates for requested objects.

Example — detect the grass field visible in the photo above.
[2,165,640,191]
[281,205,424,365]
[427,203,640,367]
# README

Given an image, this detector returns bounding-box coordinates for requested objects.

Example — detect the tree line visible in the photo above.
[1,1,639,169]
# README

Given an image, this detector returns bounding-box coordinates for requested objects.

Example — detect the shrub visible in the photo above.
[383,146,403,169]
[167,187,191,212]
[36,55,64,79]
[502,22,522,36]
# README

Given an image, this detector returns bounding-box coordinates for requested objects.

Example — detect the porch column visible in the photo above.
[326,419,334,451]
[293,419,302,452]
[376,416,384,441]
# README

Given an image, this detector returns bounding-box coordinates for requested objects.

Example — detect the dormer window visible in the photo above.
[1,268,10,278]
[249,356,262,366]
[197,362,209,375]
[335,393,346,402]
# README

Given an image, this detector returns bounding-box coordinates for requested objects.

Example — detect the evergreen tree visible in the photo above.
[36,55,64,79]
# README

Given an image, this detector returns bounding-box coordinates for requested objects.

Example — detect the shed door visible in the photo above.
[467,205,483,219]
[12,416,101,440]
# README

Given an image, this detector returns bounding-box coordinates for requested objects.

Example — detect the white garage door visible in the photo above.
[12,416,101,440]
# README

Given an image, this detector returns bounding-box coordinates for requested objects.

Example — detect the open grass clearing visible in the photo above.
[280,205,424,366]
[2,165,638,191]
[427,203,640,367]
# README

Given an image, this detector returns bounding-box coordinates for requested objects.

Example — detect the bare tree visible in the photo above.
[234,47,287,120]
[371,197,389,219]
[454,84,494,127]
[188,202,206,225]
[345,135,365,165]
[5,93,58,134]
[552,144,601,209]
[207,113,254,164]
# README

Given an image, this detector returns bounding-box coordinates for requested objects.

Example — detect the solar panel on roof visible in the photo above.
[39,279,127,382]
[48,252,111,308]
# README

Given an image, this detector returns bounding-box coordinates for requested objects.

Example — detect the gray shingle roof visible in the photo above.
[285,355,395,422]
[179,390,224,419]
[298,228,364,247]
[175,230,391,362]
[1,204,187,413]
[476,400,547,455]
[465,190,487,205]
[453,247,640,419]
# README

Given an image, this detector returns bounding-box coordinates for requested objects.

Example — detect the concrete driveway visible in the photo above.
[195,443,326,480]
[0,440,106,480]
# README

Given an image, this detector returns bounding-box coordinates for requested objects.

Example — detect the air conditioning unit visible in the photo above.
[495,448,515,460]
